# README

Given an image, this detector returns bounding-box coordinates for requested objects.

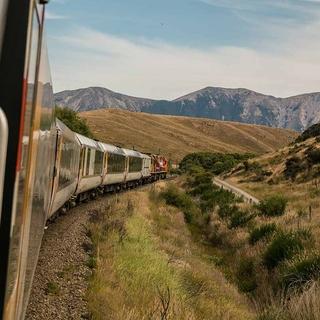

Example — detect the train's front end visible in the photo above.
[0,1,56,319]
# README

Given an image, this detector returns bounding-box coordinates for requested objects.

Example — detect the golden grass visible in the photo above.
[80,108,297,162]
[255,281,320,320]
[86,185,255,320]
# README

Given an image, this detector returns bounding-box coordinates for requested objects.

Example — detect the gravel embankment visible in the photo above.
[25,196,111,320]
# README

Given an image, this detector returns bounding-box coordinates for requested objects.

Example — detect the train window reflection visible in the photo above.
[107,153,126,174]
[94,151,104,175]
[5,8,40,318]
[58,137,78,190]
[129,157,142,173]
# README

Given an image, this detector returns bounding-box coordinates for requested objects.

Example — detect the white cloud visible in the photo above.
[46,10,68,20]
[48,21,320,99]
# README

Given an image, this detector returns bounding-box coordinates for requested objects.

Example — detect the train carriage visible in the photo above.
[123,149,144,186]
[98,142,126,191]
[0,1,56,319]
[142,153,152,181]
[75,134,104,201]
[49,119,81,218]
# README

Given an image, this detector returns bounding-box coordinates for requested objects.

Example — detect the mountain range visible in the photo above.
[54,86,320,131]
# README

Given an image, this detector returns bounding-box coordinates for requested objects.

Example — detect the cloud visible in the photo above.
[48,18,320,99]
[46,10,68,20]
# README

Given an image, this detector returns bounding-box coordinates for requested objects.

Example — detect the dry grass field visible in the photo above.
[80,109,297,162]
[86,183,255,320]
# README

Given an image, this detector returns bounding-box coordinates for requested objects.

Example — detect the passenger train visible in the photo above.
[0,1,168,319]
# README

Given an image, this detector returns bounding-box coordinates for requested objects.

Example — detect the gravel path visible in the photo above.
[213,177,260,204]
[25,196,112,320]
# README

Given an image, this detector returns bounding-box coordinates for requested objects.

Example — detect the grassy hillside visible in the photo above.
[80,109,297,162]
[225,136,320,231]
[163,159,320,319]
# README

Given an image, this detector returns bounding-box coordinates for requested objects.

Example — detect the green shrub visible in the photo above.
[179,152,254,175]
[193,171,212,187]
[284,156,306,181]
[218,204,238,219]
[307,149,320,165]
[161,185,197,223]
[257,195,287,217]
[189,182,213,196]
[295,123,320,143]
[236,257,257,293]
[249,223,277,245]
[55,107,94,138]
[243,161,262,173]
[229,210,255,229]
[263,231,304,270]
[200,198,216,213]
[282,253,320,288]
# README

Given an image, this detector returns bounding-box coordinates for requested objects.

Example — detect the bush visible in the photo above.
[306,149,320,165]
[282,253,320,288]
[161,185,197,223]
[179,152,254,175]
[257,195,287,217]
[229,210,255,229]
[295,123,320,143]
[218,204,238,219]
[263,231,304,270]
[249,223,277,245]
[189,183,213,196]
[284,156,306,181]
[243,161,262,173]
[55,107,94,138]
[236,257,257,293]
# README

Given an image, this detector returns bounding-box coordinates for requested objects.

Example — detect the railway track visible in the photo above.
[213,177,260,204]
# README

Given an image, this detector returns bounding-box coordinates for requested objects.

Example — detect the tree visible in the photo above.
[54,107,94,138]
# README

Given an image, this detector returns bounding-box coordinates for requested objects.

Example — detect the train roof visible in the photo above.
[56,119,80,145]
[75,133,100,149]
[98,142,126,156]
[122,148,144,158]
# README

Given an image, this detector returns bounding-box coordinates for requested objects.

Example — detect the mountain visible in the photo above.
[54,87,155,112]
[80,108,297,162]
[54,86,320,131]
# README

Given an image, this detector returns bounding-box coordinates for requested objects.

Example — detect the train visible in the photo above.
[0,1,168,319]
[51,119,168,218]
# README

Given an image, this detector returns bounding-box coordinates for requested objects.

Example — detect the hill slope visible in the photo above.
[80,108,297,161]
[224,133,320,245]
[55,86,320,131]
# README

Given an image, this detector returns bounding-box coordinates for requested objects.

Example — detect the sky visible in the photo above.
[46,0,320,99]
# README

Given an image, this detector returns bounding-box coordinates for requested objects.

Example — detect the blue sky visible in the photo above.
[46,0,320,99]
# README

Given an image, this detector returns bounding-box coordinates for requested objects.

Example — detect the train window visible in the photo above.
[129,157,143,173]
[94,150,104,175]
[107,153,126,174]
[58,137,78,190]
[85,148,91,176]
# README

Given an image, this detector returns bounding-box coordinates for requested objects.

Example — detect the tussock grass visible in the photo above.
[255,281,320,320]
